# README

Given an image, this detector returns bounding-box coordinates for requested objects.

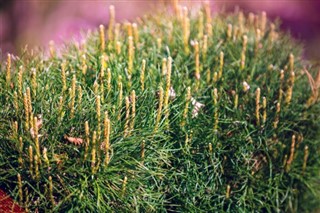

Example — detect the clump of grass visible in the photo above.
[0,2,319,212]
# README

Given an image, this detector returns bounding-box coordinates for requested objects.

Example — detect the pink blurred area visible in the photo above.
[0,0,319,60]
[0,0,154,56]
[216,0,320,61]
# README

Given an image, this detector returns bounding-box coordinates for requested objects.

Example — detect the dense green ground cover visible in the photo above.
[0,3,319,212]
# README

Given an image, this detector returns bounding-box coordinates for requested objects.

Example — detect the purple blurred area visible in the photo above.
[0,0,153,56]
[0,0,320,60]
[216,1,320,61]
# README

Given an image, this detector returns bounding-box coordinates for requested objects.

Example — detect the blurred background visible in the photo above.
[0,0,319,60]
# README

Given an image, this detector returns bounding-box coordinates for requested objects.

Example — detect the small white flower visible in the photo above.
[169,87,176,100]
[191,97,205,118]
[243,81,250,92]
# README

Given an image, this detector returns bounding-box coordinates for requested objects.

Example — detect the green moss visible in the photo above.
[0,3,319,212]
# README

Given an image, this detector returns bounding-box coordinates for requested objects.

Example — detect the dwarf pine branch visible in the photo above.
[0,2,319,212]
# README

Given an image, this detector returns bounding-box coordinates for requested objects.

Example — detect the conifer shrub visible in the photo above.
[0,2,319,212]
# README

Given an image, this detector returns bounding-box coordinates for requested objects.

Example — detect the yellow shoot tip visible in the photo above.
[140,59,146,91]
[260,11,267,34]
[116,41,121,55]
[162,58,167,75]
[226,184,231,199]
[6,53,11,85]
[286,134,296,172]
[122,176,128,196]
[255,88,261,125]
[227,24,232,40]
[49,40,55,57]
[218,52,224,78]
[109,5,115,16]
[99,24,105,52]
[17,173,23,204]
[208,143,212,154]
[141,140,145,160]
[194,41,200,80]
[262,96,267,124]
[203,0,212,24]
[128,36,134,77]
[132,23,139,44]
[242,35,248,52]
[302,145,309,174]
[289,53,294,72]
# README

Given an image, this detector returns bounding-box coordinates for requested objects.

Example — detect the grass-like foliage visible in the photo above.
[0,2,319,212]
